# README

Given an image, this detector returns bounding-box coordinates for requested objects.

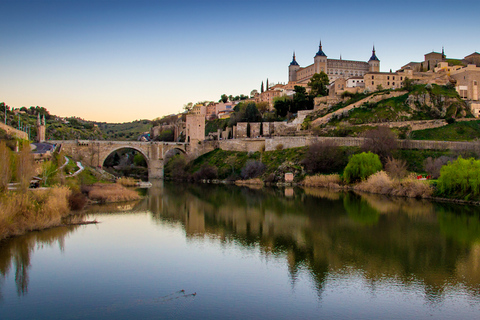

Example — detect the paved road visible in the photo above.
[31,142,56,154]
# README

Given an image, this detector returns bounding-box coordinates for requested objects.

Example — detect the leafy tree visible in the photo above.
[261,81,264,93]
[437,157,480,199]
[343,152,383,184]
[183,102,193,112]
[308,72,329,97]
[250,89,258,97]
[402,77,414,91]
[256,101,269,117]
[293,86,313,112]
[273,96,291,117]
[220,94,228,103]
[244,103,261,122]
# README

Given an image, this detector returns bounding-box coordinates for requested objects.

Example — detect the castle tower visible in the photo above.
[36,113,46,142]
[313,41,327,74]
[368,45,380,72]
[288,51,300,82]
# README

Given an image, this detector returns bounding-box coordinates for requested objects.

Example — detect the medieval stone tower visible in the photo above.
[368,46,380,72]
[36,113,46,142]
[288,52,300,82]
[313,41,327,74]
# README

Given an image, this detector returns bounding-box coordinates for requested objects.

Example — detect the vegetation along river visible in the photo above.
[1,181,480,319]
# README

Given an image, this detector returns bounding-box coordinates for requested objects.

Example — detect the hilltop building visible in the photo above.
[288,42,380,85]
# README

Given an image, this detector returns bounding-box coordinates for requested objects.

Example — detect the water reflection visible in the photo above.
[0,225,80,298]
[147,181,480,300]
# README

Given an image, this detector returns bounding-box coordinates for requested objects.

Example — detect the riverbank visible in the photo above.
[0,186,72,241]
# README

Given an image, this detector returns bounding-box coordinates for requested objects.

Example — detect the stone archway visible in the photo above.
[102,147,150,179]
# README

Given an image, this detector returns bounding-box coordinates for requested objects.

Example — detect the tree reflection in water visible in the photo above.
[148,181,480,301]
[0,225,80,298]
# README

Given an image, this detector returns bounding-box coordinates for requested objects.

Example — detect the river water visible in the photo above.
[1,181,480,319]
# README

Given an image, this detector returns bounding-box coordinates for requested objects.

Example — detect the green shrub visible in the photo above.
[437,157,480,199]
[343,152,382,184]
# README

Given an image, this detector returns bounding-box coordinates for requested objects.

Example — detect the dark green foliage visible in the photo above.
[308,72,329,97]
[436,157,480,200]
[395,149,451,172]
[206,118,229,135]
[273,96,291,118]
[343,152,382,184]
[133,153,147,167]
[292,86,313,112]
[164,154,190,180]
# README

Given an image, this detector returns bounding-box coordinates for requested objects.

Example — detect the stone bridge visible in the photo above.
[50,140,190,179]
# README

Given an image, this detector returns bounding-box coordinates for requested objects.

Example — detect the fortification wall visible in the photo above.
[0,122,28,140]
[218,139,265,152]
[216,136,480,153]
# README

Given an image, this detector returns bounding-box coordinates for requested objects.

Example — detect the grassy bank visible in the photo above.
[0,186,71,241]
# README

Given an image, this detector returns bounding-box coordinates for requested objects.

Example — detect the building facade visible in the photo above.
[288,42,380,85]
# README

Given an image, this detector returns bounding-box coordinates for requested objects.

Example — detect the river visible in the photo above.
[1,181,480,319]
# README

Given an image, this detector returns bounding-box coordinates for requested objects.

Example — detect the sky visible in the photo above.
[1,0,479,123]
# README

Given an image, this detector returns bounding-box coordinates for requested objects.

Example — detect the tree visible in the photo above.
[308,72,329,97]
[301,140,346,174]
[402,77,414,91]
[273,96,291,118]
[0,141,12,191]
[293,86,313,112]
[16,141,35,192]
[256,101,269,117]
[183,102,193,112]
[220,94,228,103]
[261,81,264,93]
[244,103,261,122]
[250,89,258,97]
[361,126,398,162]
[343,152,383,184]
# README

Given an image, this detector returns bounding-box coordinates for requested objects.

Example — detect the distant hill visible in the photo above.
[0,103,153,141]
[94,120,151,141]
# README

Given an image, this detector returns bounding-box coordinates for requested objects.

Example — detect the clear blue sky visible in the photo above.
[1,0,478,122]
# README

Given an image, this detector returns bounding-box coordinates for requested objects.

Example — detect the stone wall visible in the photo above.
[236,122,248,138]
[250,123,261,138]
[218,139,265,153]
[0,122,28,140]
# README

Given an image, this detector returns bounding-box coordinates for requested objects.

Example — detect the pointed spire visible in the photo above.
[340,54,342,60]
[290,51,299,66]
[369,44,379,62]
[315,40,327,57]
[42,114,46,126]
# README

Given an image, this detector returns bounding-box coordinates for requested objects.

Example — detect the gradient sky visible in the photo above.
[1,0,479,123]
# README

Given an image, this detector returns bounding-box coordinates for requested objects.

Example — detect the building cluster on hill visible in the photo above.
[149,40,480,142]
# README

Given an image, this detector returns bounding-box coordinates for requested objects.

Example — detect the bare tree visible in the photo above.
[362,126,398,162]
[16,142,35,192]
[0,141,12,191]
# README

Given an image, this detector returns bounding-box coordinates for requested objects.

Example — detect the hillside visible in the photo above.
[308,84,472,136]
[94,120,151,141]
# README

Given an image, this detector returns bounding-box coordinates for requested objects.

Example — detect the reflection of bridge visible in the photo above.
[51,140,189,178]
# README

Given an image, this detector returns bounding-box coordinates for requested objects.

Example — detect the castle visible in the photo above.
[288,41,380,85]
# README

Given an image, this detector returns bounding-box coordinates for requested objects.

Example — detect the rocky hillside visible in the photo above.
[309,84,472,130]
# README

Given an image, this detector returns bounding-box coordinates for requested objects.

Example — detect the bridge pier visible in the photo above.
[148,158,164,179]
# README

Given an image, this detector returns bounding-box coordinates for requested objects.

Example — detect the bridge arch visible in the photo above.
[101,146,150,168]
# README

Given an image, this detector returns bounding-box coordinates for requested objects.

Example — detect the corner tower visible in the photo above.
[314,41,327,74]
[368,45,380,72]
[288,52,300,82]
